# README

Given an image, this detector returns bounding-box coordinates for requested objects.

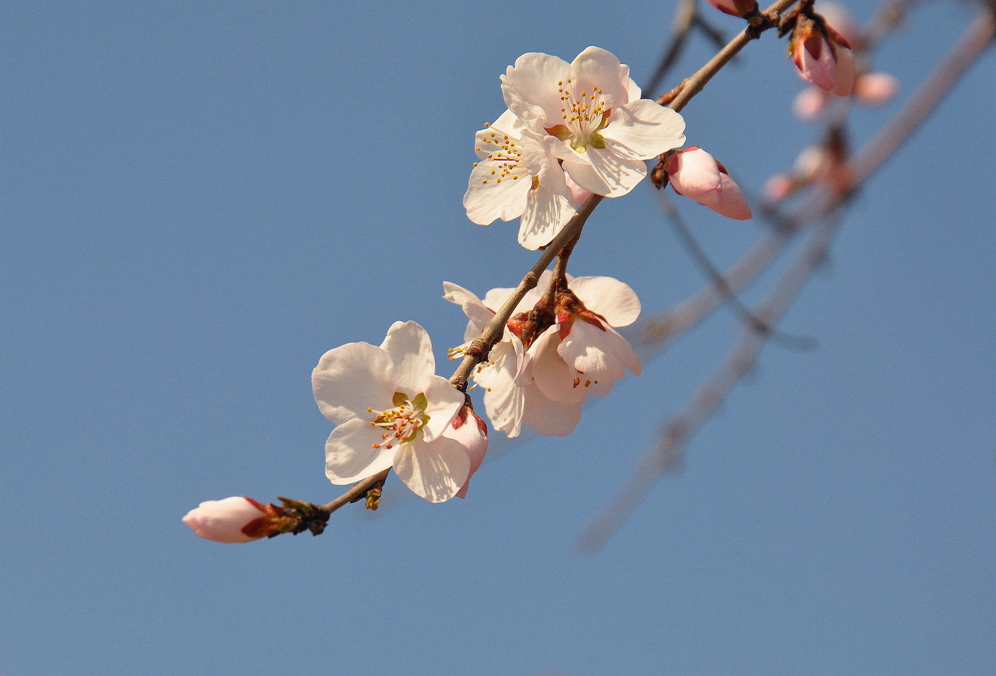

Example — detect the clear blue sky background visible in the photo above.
[2,1,993,674]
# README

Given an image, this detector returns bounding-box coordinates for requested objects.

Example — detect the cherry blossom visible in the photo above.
[450,406,489,499]
[665,147,752,220]
[501,46,685,198]
[463,110,579,250]
[446,272,641,437]
[312,321,471,503]
[182,496,274,543]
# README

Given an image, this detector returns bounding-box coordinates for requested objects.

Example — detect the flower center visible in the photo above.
[476,124,525,185]
[368,392,430,450]
[545,78,610,152]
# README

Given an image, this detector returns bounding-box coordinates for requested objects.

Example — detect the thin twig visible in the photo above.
[579,9,995,552]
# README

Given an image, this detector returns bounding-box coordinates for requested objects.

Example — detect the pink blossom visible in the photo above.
[705,0,757,17]
[665,147,752,220]
[182,496,272,543]
[853,72,899,106]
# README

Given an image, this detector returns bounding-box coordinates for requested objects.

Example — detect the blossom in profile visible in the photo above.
[501,46,685,198]
[183,497,275,543]
[463,110,579,251]
[665,147,752,220]
[312,321,470,503]
[447,272,641,438]
[791,19,856,96]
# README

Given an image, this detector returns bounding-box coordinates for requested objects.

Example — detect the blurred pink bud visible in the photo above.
[763,173,796,202]
[666,147,752,220]
[792,25,855,96]
[793,86,830,121]
[705,0,757,17]
[183,496,272,543]
[449,406,489,499]
[853,72,899,106]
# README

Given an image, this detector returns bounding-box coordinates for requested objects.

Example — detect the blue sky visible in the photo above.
[2,1,993,674]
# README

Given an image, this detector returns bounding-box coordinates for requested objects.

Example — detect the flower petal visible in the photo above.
[562,151,648,198]
[325,418,396,484]
[520,380,583,437]
[569,276,641,327]
[500,52,571,130]
[476,338,527,437]
[450,409,489,499]
[380,321,435,395]
[442,281,494,334]
[559,320,642,384]
[600,100,686,161]
[421,375,465,442]
[519,185,574,250]
[393,435,471,503]
[464,159,531,225]
[313,342,395,424]
[529,327,587,405]
[569,46,631,110]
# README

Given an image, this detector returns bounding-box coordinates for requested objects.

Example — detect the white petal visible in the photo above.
[601,100,686,161]
[559,321,642,384]
[393,435,471,503]
[519,187,574,251]
[500,52,571,131]
[450,410,489,499]
[421,375,465,442]
[464,159,531,225]
[521,380,583,437]
[380,321,435,395]
[562,151,648,198]
[529,327,587,405]
[476,339,526,437]
[325,419,396,484]
[569,46,630,111]
[312,342,395,424]
[569,276,641,327]
[442,282,494,333]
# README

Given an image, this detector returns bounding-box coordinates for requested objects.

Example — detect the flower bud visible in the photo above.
[183,496,275,543]
[705,0,758,18]
[853,72,899,106]
[449,406,489,499]
[791,19,856,96]
[665,147,752,220]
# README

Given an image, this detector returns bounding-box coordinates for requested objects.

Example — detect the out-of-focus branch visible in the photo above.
[580,9,995,552]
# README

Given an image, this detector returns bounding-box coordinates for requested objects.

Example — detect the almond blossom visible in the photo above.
[665,147,752,220]
[501,46,686,198]
[463,110,580,250]
[445,272,641,437]
[312,321,472,503]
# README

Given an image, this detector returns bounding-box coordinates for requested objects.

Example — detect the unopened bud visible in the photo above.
[665,147,752,220]
[182,496,278,543]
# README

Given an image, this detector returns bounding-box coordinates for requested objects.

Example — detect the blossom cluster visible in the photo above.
[184,43,766,542]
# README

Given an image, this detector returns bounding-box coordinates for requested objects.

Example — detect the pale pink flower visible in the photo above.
[183,496,273,543]
[501,46,685,198]
[853,72,899,106]
[665,147,752,220]
[464,110,579,251]
[705,0,757,17]
[312,321,470,503]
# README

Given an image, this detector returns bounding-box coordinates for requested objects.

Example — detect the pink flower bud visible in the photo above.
[448,406,489,499]
[763,173,796,202]
[665,147,752,220]
[792,23,855,96]
[705,0,757,17]
[853,72,899,106]
[183,496,273,543]
[793,86,831,121]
